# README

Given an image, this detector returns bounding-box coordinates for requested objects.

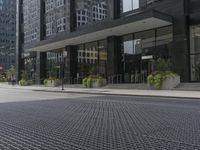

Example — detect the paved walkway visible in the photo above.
[0,83,200,99]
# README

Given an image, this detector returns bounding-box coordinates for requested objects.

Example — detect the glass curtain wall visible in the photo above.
[122,34,142,83]
[121,0,139,13]
[77,42,98,78]
[75,0,110,27]
[156,26,173,59]
[77,40,107,78]
[122,26,173,83]
[98,40,107,78]
[45,0,70,37]
[24,57,36,82]
[46,50,63,79]
[190,24,200,81]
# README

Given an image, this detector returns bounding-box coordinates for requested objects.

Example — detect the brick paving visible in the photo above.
[0,96,200,149]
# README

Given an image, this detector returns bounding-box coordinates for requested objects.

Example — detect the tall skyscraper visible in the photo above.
[0,0,16,70]
[16,0,200,83]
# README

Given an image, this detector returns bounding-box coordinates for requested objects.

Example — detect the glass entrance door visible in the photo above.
[141,58,154,82]
[121,26,173,83]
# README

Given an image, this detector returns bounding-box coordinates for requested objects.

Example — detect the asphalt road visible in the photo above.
[0,88,200,150]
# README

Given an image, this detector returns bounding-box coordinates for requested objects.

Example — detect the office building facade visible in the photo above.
[16,0,200,84]
[0,0,16,70]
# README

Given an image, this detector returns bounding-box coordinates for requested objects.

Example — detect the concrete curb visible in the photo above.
[32,89,200,100]
[1,84,200,100]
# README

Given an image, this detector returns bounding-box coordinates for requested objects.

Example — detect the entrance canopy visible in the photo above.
[25,10,173,52]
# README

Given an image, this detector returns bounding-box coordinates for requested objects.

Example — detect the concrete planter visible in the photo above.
[91,79,107,88]
[160,75,180,90]
[45,80,61,87]
[19,80,33,86]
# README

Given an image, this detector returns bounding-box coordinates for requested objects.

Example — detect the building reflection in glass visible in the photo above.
[46,50,63,79]
[122,26,172,83]
[77,40,107,78]
[190,24,200,81]
[24,57,36,82]
[76,0,110,27]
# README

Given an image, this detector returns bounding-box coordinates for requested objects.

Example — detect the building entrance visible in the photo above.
[123,54,154,83]
[122,26,173,84]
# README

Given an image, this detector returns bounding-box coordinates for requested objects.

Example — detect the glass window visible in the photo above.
[122,34,142,83]
[132,0,139,10]
[123,34,142,55]
[190,25,200,54]
[156,26,173,59]
[77,42,98,77]
[76,0,110,28]
[135,30,156,56]
[98,40,107,77]
[190,24,200,81]
[46,50,63,79]
[85,42,98,65]
[121,0,139,13]
[190,54,200,81]
[123,34,134,54]
[157,26,173,46]
[122,0,132,12]
[24,57,36,82]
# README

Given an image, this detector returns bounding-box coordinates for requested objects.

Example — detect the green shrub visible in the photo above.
[19,79,33,86]
[82,75,105,88]
[43,78,61,87]
[156,58,172,72]
[154,73,162,89]
[27,80,33,85]
[147,71,177,90]
[43,79,48,85]
[147,74,154,86]
[0,74,6,82]
[89,66,98,76]
[21,70,29,81]
[83,78,88,87]
[6,66,16,79]
[19,79,26,86]
[86,78,93,88]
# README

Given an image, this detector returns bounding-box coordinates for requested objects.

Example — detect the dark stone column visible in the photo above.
[139,0,147,9]
[106,36,123,77]
[40,0,46,40]
[16,0,24,82]
[171,20,190,82]
[70,0,76,32]
[65,46,77,84]
[36,52,46,84]
[109,0,121,19]
[170,0,190,82]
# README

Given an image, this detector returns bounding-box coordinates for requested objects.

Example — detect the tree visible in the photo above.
[6,65,16,79]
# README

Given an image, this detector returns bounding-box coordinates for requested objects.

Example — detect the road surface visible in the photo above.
[0,88,199,150]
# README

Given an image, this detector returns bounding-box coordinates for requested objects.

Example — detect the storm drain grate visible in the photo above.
[0,96,199,149]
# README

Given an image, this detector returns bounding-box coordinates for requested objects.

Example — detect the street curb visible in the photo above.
[32,89,200,100]
[1,85,200,100]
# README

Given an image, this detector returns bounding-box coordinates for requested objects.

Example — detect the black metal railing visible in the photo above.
[108,74,123,84]
[107,72,148,84]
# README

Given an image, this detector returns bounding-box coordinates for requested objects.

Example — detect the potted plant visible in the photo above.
[82,75,107,88]
[147,59,180,90]
[43,67,61,87]
[19,70,33,86]
[43,78,61,87]
[0,74,7,82]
